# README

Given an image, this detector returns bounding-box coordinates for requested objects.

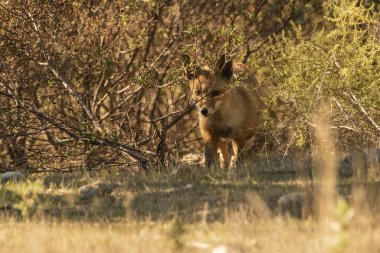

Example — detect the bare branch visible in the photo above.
[0,82,149,170]
[347,91,380,134]
[26,10,105,134]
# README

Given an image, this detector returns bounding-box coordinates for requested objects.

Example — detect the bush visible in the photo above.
[255,0,380,150]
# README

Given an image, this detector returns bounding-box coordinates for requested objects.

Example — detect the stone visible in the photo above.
[277,191,313,219]
[0,171,25,184]
[78,181,119,200]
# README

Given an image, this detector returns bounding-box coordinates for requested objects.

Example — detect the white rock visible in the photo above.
[184,184,193,189]
[212,245,228,253]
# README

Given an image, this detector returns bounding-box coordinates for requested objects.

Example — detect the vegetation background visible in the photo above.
[0,0,379,252]
[1,0,378,171]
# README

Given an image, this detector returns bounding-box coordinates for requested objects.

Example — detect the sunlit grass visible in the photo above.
[0,213,379,253]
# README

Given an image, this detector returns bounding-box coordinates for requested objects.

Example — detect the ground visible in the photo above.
[0,152,379,253]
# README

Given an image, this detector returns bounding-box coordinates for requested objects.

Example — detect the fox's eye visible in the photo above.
[195,90,202,96]
[210,90,222,98]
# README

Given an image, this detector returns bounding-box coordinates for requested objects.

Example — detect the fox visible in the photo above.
[185,54,265,169]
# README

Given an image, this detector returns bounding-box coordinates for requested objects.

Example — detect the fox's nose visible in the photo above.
[200,108,208,116]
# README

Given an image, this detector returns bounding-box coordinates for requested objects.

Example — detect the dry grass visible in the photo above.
[0,214,380,253]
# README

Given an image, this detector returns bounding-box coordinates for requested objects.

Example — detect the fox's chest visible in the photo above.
[212,126,233,138]
[200,117,235,138]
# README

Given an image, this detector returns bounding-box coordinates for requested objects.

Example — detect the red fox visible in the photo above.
[185,54,265,168]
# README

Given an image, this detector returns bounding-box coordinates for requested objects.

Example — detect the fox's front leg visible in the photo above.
[204,137,219,168]
[231,138,246,168]
[218,139,231,169]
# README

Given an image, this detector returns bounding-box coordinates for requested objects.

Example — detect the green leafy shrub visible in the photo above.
[256,0,379,150]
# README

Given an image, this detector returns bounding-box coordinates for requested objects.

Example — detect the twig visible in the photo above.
[25,10,105,134]
[305,119,361,133]
[347,91,380,134]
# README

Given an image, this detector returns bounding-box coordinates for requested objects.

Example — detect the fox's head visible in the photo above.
[185,54,234,117]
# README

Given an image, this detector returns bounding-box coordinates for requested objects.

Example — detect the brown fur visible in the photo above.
[186,55,265,168]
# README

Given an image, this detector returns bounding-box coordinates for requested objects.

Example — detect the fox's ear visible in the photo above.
[217,54,233,79]
[182,54,195,80]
